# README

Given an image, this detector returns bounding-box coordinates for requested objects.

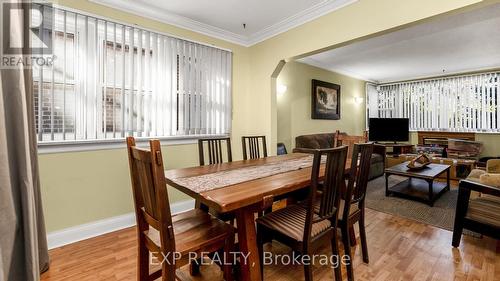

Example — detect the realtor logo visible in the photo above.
[1,1,55,68]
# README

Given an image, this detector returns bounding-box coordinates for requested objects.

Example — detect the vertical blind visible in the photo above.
[33,4,232,143]
[367,72,500,132]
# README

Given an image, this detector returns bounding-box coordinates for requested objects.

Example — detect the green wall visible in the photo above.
[277,62,366,150]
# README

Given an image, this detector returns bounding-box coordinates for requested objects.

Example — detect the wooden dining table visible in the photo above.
[165,153,352,281]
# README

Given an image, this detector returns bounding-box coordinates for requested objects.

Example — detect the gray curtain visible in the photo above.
[0,2,50,281]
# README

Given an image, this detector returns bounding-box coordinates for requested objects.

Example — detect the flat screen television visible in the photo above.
[369,118,409,142]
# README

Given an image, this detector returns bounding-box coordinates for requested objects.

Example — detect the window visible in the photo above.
[366,72,500,132]
[33,5,232,144]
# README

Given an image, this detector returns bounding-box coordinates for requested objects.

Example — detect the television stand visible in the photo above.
[376,143,414,156]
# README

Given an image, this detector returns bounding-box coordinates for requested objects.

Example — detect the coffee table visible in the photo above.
[385,162,451,206]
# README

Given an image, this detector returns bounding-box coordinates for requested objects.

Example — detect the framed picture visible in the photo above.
[311,79,341,120]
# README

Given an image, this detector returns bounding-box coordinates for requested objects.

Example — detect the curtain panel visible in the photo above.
[0,2,50,281]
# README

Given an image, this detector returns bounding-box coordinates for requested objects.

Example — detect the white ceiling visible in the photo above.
[91,0,357,46]
[298,4,500,83]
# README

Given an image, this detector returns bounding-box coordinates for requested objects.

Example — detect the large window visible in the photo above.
[33,5,232,144]
[367,72,500,132]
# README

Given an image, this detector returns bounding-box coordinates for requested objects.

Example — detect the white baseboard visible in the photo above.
[47,199,195,249]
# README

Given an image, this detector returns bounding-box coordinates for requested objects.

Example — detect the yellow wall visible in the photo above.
[277,62,366,150]
[247,0,483,155]
[41,0,487,232]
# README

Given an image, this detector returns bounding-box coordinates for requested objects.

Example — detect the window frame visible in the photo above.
[366,72,500,134]
[34,4,233,153]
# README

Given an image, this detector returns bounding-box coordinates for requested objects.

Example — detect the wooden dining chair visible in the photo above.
[196,137,234,218]
[126,137,235,281]
[198,137,232,166]
[277,142,288,155]
[242,136,268,160]
[337,143,374,281]
[256,146,348,281]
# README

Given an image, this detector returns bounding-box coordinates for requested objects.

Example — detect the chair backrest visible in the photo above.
[277,142,288,155]
[334,130,368,158]
[198,137,232,166]
[126,137,175,252]
[242,136,268,160]
[342,143,374,221]
[303,146,348,241]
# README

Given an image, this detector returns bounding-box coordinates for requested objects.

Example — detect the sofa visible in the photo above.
[295,132,386,180]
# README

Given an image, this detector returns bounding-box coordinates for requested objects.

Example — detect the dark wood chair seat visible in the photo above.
[256,205,332,241]
[466,197,500,227]
[145,209,235,256]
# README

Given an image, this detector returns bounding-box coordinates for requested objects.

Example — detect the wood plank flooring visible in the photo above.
[41,208,500,281]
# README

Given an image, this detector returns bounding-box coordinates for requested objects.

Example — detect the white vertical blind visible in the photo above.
[33,4,232,143]
[366,72,500,132]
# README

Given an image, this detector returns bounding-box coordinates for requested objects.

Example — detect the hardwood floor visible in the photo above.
[41,208,500,281]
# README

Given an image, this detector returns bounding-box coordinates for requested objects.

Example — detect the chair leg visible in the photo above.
[349,226,356,245]
[303,250,313,281]
[189,259,201,276]
[223,234,235,281]
[138,236,149,281]
[341,225,354,281]
[359,211,369,263]
[331,230,342,281]
[256,224,265,280]
[162,256,177,281]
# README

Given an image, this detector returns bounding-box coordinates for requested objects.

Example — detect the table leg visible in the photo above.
[385,173,390,196]
[235,206,262,281]
[446,168,451,191]
[428,179,434,207]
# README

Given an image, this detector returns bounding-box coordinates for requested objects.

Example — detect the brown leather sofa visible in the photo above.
[295,132,386,180]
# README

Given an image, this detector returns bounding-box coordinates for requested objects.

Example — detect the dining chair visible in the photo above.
[277,142,288,155]
[196,137,234,217]
[337,143,374,281]
[126,137,235,281]
[242,136,268,160]
[196,137,234,214]
[198,137,232,166]
[195,137,236,275]
[256,146,348,281]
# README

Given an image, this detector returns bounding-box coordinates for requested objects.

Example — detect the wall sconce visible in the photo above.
[354,97,363,105]
[277,84,287,96]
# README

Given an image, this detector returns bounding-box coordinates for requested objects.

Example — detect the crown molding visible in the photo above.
[299,57,377,83]
[89,0,249,46]
[90,0,358,47]
[247,0,359,45]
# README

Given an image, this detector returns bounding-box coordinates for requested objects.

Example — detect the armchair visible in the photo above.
[452,180,500,247]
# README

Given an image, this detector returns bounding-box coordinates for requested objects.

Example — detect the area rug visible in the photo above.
[366,176,459,231]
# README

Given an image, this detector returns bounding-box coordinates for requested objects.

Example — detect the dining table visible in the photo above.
[165,152,352,281]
